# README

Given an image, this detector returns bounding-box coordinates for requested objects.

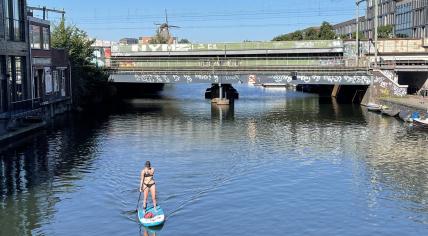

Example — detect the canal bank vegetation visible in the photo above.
[52,19,112,110]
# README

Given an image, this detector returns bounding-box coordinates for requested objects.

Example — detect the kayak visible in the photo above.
[138,206,165,227]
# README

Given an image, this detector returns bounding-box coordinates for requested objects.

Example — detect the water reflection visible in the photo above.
[358,112,428,222]
[0,85,427,235]
[0,114,109,235]
[211,103,234,121]
[139,225,164,236]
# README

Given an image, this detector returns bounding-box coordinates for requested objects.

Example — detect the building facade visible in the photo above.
[0,0,31,116]
[334,17,367,39]
[29,16,71,107]
[335,0,428,39]
[1,1,72,139]
[365,0,397,38]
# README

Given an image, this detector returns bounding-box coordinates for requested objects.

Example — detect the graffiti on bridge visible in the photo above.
[110,73,373,86]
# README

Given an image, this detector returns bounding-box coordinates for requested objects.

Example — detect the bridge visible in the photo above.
[107,40,373,86]
[91,38,428,101]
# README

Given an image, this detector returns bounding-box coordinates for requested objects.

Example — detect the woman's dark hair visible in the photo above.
[145,161,151,168]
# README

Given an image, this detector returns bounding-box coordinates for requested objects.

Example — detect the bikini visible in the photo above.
[143,171,155,189]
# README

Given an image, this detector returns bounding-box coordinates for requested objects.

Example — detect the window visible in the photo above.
[15,57,23,101]
[3,0,10,40]
[0,56,7,112]
[52,70,59,92]
[42,27,50,50]
[6,56,26,102]
[31,25,41,49]
[3,0,25,41]
[60,70,66,96]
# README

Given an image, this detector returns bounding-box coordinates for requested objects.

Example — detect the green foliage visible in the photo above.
[340,32,366,40]
[149,32,169,44]
[351,31,366,40]
[272,22,337,41]
[178,38,191,44]
[378,25,393,39]
[318,21,336,40]
[304,28,319,40]
[51,19,110,108]
[273,30,303,41]
[51,20,94,65]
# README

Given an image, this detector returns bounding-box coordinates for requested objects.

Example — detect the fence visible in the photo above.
[111,40,343,53]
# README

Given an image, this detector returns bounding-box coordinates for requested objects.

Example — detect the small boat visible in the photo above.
[367,103,382,112]
[138,206,165,227]
[400,111,422,122]
[399,111,412,122]
[413,118,428,128]
[381,108,400,117]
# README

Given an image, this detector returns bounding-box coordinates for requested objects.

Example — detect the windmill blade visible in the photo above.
[169,25,180,28]
[165,9,169,26]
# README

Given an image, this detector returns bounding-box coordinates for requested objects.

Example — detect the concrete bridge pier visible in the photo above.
[297,84,369,104]
[205,84,239,104]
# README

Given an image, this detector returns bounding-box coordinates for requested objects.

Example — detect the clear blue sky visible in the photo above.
[27,0,363,43]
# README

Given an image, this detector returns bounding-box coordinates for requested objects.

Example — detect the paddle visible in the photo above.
[136,191,142,212]
[135,173,145,212]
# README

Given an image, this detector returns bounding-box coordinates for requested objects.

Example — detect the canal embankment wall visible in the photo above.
[0,99,72,143]
[380,97,428,115]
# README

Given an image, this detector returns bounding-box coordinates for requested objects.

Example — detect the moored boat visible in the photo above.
[367,103,383,112]
[399,111,420,122]
[413,118,428,128]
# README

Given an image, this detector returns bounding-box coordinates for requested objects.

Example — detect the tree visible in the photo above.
[290,30,304,40]
[339,32,366,40]
[351,31,366,40]
[149,32,169,44]
[318,21,336,40]
[272,22,338,41]
[304,28,319,40]
[51,19,110,109]
[273,34,292,41]
[378,25,393,39]
[178,38,191,44]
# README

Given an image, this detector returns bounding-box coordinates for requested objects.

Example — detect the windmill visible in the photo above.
[154,9,180,44]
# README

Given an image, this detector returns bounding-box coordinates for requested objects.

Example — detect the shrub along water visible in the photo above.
[51,19,112,110]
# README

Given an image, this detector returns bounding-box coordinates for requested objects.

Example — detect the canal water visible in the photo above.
[1,84,428,236]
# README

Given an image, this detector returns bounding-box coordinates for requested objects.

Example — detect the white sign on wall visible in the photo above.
[44,67,52,94]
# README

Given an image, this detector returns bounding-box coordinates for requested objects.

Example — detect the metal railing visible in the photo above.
[111,40,343,53]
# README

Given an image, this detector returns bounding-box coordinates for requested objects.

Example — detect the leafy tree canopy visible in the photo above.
[378,25,393,39]
[51,19,110,108]
[272,22,337,41]
[178,38,191,44]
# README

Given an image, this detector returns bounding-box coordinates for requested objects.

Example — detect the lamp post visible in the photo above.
[356,0,366,66]
[374,0,379,68]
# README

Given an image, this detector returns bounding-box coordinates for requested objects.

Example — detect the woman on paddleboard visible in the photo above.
[140,161,157,211]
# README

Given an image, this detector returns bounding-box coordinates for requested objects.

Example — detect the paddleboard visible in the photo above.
[138,206,165,227]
